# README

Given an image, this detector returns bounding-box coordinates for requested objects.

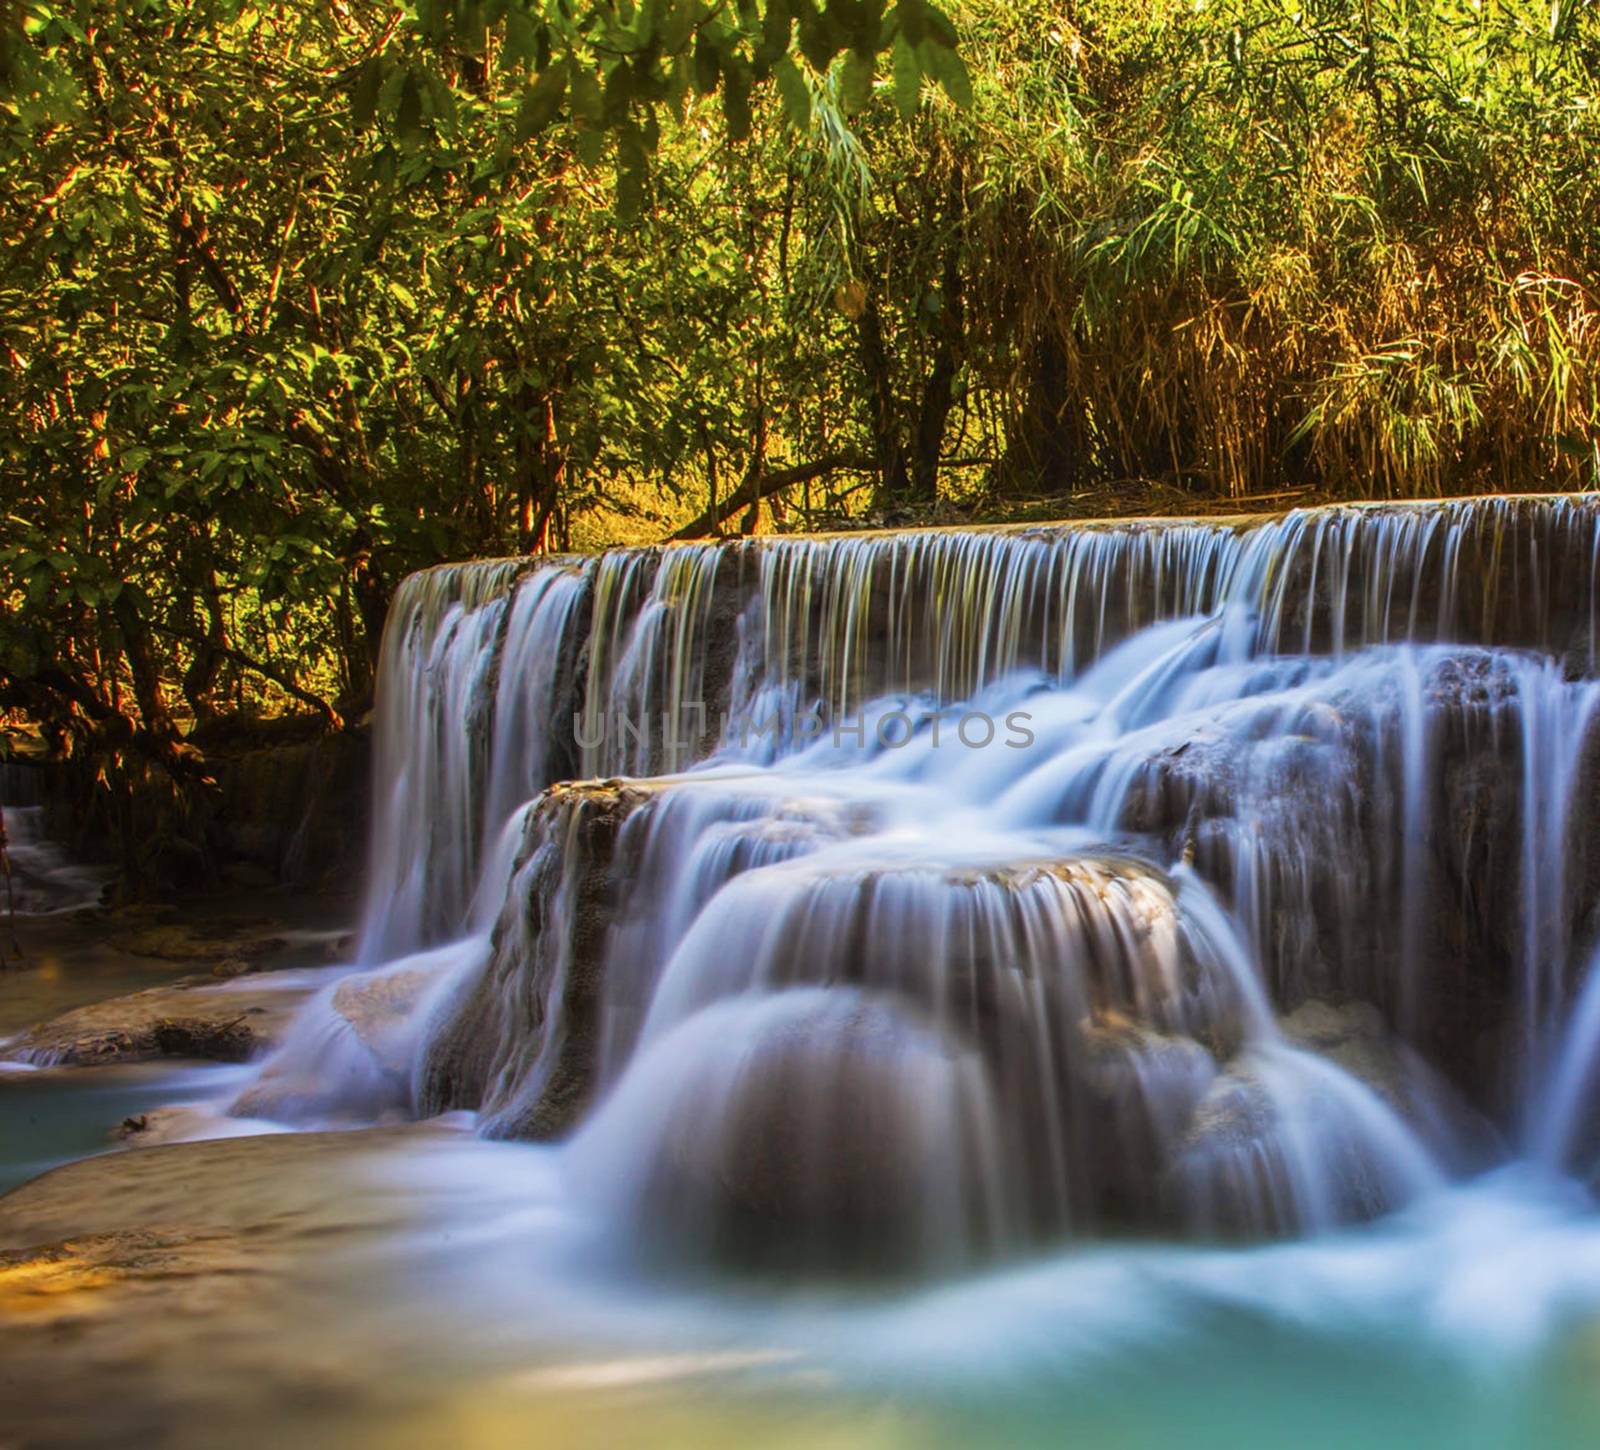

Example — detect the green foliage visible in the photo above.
[0,0,971,771]
[2,0,1599,800]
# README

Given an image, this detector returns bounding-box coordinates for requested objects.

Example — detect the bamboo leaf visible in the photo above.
[919,38,969,107]
[773,55,811,128]
[891,32,919,120]
[841,47,874,114]
[516,58,569,138]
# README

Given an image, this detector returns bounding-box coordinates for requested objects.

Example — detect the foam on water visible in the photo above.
[238,495,1600,1281]
[0,800,110,915]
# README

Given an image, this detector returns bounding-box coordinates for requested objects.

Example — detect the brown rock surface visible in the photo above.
[9,970,324,1067]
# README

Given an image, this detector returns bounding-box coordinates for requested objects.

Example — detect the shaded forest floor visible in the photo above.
[582,478,1338,547]
[800,481,1328,534]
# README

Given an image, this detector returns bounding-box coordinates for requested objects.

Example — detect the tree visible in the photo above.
[4,0,1599,883]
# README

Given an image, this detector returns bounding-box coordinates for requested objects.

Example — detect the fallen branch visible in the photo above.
[671,454,875,540]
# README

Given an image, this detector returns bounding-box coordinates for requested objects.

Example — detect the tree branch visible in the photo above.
[670,454,875,539]
[147,622,342,728]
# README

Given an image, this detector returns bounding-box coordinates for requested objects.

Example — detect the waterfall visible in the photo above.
[244,493,1600,1273]
[1532,943,1600,1172]
[357,561,588,963]
[0,764,109,915]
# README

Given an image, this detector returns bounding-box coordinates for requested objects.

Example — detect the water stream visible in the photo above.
[0,765,110,919]
[277,498,1600,1235]
[16,495,1600,1444]
[255,497,1600,1245]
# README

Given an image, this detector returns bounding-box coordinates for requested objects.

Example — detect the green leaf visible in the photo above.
[661,0,697,53]
[516,57,569,138]
[576,122,606,165]
[891,33,919,120]
[693,35,720,95]
[772,56,811,129]
[895,0,927,45]
[351,59,382,130]
[722,58,752,140]
[667,51,693,111]
[377,63,408,118]
[798,14,837,72]
[603,60,634,123]
[760,0,792,61]
[425,71,460,135]
[571,66,604,124]
[616,128,648,219]
[919,38,969,108]
[394,72,424,145]
[501,8,539,69]
[922,2,958,48]
[840,48,874,114]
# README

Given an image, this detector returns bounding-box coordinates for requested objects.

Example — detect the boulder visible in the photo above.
[8,971,323,1067]
[1280,999,1406,1104]
[229,961,442,1124]
[416,779,658,1137]
[1167,1039,1440,1239]
[573,988,1009,1274]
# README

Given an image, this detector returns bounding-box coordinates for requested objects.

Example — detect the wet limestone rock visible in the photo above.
[1165,1014,1450,1241]
[112,910,298,976]
[9,971,321,1066]
[1167,1062,1389,1238]
[416,778,660,1138]
[1280,999,1406,1105]
[227,963,441,1124]
[0,1124,445,1449]
[574,988,1005,1275]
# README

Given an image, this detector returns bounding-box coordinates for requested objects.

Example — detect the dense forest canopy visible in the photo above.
[2,0,1599,798]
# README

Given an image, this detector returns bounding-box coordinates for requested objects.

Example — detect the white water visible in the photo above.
[231,498,1600,1337]
[0,800,109,916]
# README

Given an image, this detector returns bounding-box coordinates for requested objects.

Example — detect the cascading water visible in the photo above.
[0,765,109,916]
[238,494,1600,1278]
[357,562,589,964]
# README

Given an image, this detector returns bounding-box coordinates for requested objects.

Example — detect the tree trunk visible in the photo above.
[856,297,909,504]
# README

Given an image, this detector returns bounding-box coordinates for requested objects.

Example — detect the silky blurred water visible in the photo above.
[120,1127,1600,1450]
[13,501,1600,1445]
